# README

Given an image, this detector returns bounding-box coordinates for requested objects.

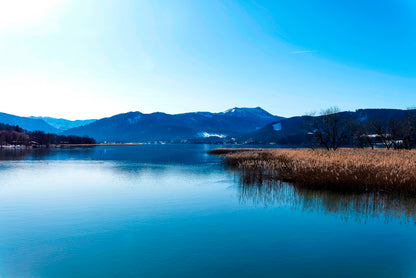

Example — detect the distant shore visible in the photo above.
[0,143,145,149]
[209,148,416,195]
[57,143,144,147]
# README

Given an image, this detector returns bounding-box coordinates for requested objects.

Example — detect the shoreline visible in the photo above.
[0,143,145,149]
[57,143,144,147]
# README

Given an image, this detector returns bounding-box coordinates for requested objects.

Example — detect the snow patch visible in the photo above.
[198,132,226,138]
[127,115,142,125]
[360,114,368,122]
[272,123,282,131]
[222,107,273,119]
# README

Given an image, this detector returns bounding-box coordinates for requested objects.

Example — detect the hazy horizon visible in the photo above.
[0,0,415,120]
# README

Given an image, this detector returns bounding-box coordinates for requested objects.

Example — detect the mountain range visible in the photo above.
[63,107,283,142]
[0,112,61,134]
[0,108,412,144]
[30,116,96,131]
[0,113,96,134]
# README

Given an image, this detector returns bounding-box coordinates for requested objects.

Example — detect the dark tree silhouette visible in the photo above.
[0,123,96,147]
[309,107,354,151]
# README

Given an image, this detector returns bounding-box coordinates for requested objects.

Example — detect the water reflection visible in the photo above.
[0,146,236,190]
[0,145,215,164]
[4,145,416,224]
[232,166,416,224]
[0,147,98,161]
[0,148,32,160]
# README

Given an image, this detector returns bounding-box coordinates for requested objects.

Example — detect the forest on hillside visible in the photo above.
[0,123,96,148]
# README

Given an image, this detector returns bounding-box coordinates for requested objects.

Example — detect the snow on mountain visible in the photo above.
[198,132,227,138]
[64,107,282,142]
[272,123,282,131]
[222,107,275,119]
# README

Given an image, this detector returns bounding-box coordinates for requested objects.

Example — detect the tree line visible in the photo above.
[0,123,96,148]
[308,107,416,150]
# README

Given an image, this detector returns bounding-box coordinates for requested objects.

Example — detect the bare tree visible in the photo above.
[370,119,403,150]
[401,109,416,149]
[309,107,353,151]
[370,120,392,149]
[16,133,29,148]
[352,122,376,149]
[0,131,6,149]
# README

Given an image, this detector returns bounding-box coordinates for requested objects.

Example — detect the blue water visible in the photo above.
[1,145,416,277]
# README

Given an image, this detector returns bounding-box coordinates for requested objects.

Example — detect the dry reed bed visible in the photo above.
[208,148,416,194]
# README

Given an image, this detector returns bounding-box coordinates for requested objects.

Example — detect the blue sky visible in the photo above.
[0,0,415,119]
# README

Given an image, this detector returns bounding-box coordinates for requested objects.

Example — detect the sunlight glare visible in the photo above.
[0,0,64,31]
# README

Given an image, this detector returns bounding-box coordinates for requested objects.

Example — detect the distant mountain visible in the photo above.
[0,112,59,133]
[237,109,411,145]
[64,107,284,142]
[30,116,96,131]
[2,108,413,145]
[221,107,276,119]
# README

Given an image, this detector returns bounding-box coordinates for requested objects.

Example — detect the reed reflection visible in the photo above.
[233,165,416,224]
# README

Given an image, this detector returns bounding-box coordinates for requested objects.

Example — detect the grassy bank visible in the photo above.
[208,148,416,194]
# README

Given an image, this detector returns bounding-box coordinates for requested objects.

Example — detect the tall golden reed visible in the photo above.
[209,148,416,194]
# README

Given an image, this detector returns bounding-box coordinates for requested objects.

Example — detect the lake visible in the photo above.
[1,145,416,277]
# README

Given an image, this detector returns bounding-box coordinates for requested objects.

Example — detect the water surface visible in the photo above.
[1,145,416,277]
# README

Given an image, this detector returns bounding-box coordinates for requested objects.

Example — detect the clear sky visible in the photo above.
[0,0,415,120]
